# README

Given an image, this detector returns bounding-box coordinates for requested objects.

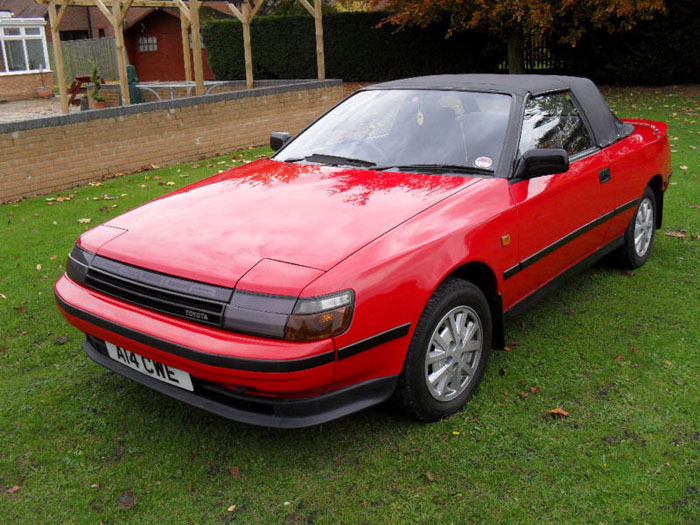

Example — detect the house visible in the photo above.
[124,7,231,82]
[0,11,51,100]
[1,0,149,41]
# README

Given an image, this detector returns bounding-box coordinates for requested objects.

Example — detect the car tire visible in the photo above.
[394,278,492,422]
[618,186,656,269]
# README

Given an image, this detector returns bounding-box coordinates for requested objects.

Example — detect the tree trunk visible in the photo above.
[507,23,525,74]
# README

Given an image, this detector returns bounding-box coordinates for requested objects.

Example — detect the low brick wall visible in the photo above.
[0,72,47,101]
[0,80,343,203]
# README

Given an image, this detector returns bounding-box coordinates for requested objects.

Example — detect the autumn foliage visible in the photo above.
[381,0,666,73]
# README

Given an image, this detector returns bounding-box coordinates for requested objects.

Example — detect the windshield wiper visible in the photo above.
[374,164,494,175]
[302,153,377,168]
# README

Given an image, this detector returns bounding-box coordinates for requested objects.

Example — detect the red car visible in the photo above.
[55,75,672,428]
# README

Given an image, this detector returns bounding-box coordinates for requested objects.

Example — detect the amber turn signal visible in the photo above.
[285,290,354,341]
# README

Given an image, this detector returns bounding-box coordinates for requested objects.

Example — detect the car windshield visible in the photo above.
[274,89,512,173]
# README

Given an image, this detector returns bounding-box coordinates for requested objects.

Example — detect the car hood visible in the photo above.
[96,159,477,289]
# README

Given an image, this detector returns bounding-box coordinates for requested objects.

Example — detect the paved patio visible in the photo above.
[0,97,81,124]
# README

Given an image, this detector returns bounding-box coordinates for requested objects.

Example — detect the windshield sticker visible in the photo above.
[475,156,493,169]
[416,111,424,126]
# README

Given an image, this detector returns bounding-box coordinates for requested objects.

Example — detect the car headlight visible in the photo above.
[285,290,354,342]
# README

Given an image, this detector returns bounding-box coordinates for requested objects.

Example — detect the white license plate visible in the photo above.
[105,342,194,391]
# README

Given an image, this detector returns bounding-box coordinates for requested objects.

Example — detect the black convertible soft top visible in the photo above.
[368,74,633,149]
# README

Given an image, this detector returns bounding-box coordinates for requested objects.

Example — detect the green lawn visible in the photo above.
[1,89,699,523]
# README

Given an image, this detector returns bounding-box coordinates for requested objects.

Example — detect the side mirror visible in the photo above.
[514,149,569,179]
[270,131,292,152]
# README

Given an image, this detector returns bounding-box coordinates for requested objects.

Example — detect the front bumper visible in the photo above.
[55,274,400,427]
[83,336,397,428]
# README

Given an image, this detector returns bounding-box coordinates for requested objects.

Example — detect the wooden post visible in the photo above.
[189,0,204,96]
[180,14,192,82]
[313,0,325,80]
[242,2,253,89]
[47,1,69,114]
[111,0,130,105]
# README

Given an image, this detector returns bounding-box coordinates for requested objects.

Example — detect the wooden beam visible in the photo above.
[47,0,69,114]
[226,2,244,21]
[189,0,204,95]
[116,0,136,25]
[173,0,190,20]
[179,10,192,82]
[313,0,324,80]
[242,1,253,88]
[296,0,314,17]
[94,0,115,24]
[249,0,264,20]
[37,0,200,7]
[112,0,130,105]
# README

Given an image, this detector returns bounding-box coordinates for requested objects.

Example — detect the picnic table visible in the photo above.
[134,81,243,101]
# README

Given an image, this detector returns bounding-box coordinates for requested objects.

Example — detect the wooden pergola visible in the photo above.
[36,0,326,114]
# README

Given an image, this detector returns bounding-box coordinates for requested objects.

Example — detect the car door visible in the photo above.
[506,91,611,307]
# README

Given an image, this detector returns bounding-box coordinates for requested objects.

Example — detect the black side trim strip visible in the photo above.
[504,198,639,280]
[56,292,334,373]
[337,323,411,361]
[504,235,624,320]
[84,338,398,429]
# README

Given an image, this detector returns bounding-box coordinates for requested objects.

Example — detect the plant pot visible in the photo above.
[36,86,53,99]
[94,101,108,109]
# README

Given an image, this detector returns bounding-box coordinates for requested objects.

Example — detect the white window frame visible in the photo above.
[0,17,51,77]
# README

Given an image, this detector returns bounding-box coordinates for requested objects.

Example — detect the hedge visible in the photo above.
[202,1,700,85]
[202,12,503,82]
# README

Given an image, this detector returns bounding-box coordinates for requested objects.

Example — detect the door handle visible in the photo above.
[599,168,611,184]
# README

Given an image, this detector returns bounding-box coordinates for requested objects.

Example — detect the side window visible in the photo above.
[519,92,594,157]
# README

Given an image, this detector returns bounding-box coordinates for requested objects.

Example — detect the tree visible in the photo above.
[381,0,666,73]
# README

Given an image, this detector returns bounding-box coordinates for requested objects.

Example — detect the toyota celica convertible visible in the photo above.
[55,75,672,428]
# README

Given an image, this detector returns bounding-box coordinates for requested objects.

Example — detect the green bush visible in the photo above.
[202,12,503,82]
[202,0,700,85]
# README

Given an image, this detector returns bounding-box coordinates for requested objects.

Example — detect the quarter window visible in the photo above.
[519,92,594,157]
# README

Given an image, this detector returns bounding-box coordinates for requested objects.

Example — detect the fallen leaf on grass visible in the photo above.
[664,360,673,366]
[77,218,92,224]
[425,472,435,482]
[680,165,688,170]
[529,387,541,395]
[283,501,292,507]
[665,231,686,238]
[614,355,622,361]
[165,181,175,186]
[36,264,42,270]
[519,391,528,399]
[227,505,236,512]
[229,466,240,478]
[54,335,69,345]
[116,489,138,510]
[452,431,460,436]
[691,205,700,210]
[0,294,6,300]
[191,163,201,169]
[504,342,518,352]
[91,482,101,489]
[50,255,57,260]
[546,408,570,419]
[6,485,20,494]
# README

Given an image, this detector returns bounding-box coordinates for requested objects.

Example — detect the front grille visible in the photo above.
[84,256,232,327]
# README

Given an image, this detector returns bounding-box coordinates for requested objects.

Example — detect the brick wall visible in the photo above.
[0,80,342,203]
[0,73,47,101]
